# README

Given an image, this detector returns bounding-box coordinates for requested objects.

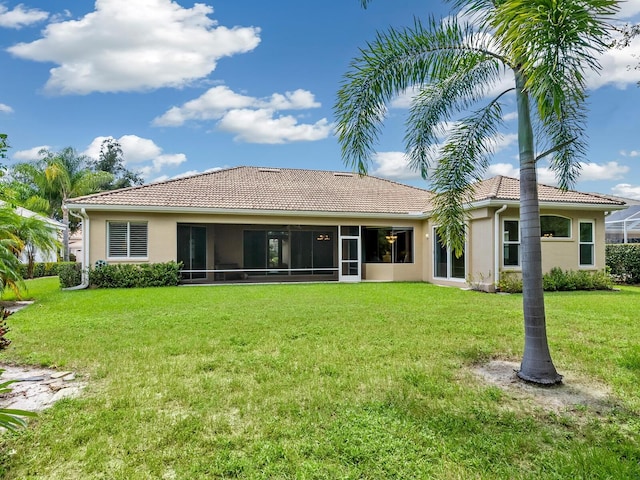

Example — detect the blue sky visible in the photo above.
[1,0,640,198]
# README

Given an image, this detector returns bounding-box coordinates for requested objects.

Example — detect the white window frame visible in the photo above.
[432,226,466,281]
[540,214,572,239]
[578,220,595,267]
[107,221,148,260]
[502,218,521,268]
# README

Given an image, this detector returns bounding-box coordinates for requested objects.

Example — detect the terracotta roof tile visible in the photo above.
[67,166,434,215]
[66,169,624,215]
[470,176,624,206]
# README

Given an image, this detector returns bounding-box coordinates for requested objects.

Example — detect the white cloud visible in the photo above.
[486,162,519,178]
[371,151,423,180]
[153,86,257,126]
[612,183,640,199]
[217,108,331,144]
[485,160,629,185]
[0,103,13,113]
[620,150,640,157]
[616,0,640,19]
[489,133,518,153]
[0,4,48,29]
[82,134,185,180]
[578,161,630,181]
[503,111,517,121]
[7,0,260,94]
[13,145,50,160]
[152,86,328,143]
[587,36,640,89]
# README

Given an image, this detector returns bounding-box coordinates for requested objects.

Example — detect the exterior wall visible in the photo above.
[85,206,608,285]
[498,208,608,281]
[85,210,425,282]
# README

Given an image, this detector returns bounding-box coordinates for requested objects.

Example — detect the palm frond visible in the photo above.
[405,56,507,178]
[335,17,503,174]
[431,91,508,254]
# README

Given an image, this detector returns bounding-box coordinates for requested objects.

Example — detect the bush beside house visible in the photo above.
[497,268,613,293]
[606,244,640,284]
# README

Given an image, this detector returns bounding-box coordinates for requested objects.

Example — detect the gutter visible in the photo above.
[494,205,508,287]
[63,208,90,291]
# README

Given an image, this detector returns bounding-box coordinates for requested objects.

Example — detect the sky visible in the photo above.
[1,0,640,198]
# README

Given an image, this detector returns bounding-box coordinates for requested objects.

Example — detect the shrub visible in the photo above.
[20,262,77,279]
[0,307,11,350]
[89,262,181,289]
[498,268,613,293]
[497,272,523,293]
[58,263,83,288]
[606,244,640,284]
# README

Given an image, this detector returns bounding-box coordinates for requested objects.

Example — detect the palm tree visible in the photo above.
[0,205,25,296]
[11,148,111,261]
[9,211,61,278]
[335,0,617,384]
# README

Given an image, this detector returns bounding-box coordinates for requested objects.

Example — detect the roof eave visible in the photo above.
[65,203,430,220]
[469,198,627,211]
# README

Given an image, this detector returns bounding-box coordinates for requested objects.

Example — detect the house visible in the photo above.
[1,201,65,263]
[603,197,640,244]
[64,166,625,291]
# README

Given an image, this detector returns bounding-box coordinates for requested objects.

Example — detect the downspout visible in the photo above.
[494,205,508,288]
[63,208,90,290]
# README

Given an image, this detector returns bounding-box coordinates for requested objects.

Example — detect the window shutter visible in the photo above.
[108,222,128,257]
[129,223,148,257]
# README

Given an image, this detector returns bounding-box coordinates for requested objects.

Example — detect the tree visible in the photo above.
[41,148,112,261]
[10,148,111,261]
[9,211,61,278]
[91,138,143,190]
[0,133,8,176]
[335,0,617,384]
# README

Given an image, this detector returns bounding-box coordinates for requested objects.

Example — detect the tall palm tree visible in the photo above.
[335,0,617,384]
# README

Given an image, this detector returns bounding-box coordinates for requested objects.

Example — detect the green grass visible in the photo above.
[1,278,639,479]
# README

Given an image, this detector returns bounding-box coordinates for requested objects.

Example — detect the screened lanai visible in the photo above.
[605,205,640,243]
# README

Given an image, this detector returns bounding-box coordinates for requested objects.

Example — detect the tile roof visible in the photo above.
[67,166,434,215]
[470,176,625,206]
[66,168,625,216]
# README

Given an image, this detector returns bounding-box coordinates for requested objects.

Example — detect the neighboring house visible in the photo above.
[603,196,640,244]
[68,227,83,261]
[3,202,65,263]
[64,166,625,291]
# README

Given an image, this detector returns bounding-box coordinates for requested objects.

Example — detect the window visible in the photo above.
[433,228,465,279]
[107,221,148,258]
[503,220,520,267]
[540,215,571,238]
[579,221,595,266]
[362,227,413,263]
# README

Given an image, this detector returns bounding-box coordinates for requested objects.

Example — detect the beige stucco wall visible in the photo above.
[500,208,607,275]
[84,206,608,286]
[85,210,425,282]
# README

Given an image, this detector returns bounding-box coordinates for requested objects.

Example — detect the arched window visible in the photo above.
[540,215,571,238]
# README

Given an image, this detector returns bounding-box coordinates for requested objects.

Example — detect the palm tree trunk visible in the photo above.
[515,71,562,385]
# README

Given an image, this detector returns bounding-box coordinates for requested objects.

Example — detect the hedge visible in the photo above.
[88,262,182,288]
[498,267,613,293]
[606,244,640,284]
[19,262,77,279]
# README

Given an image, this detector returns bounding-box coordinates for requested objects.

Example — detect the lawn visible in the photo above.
[0,278,639,479]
